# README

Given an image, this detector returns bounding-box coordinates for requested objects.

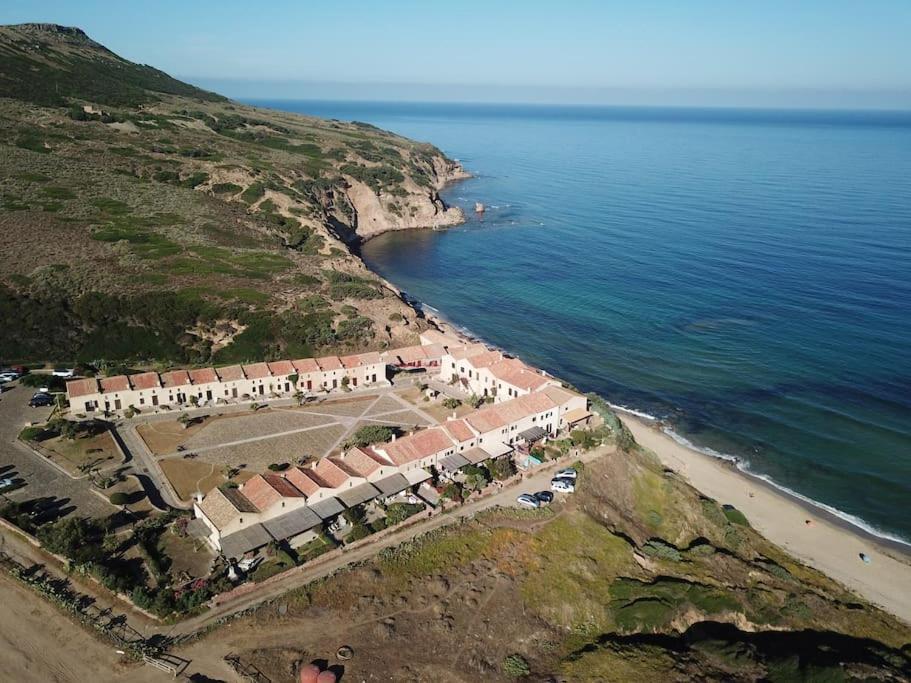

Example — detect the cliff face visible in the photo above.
[341,159,469,241]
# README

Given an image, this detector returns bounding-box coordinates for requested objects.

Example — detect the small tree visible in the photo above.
[463,465,491,492]
[189,395,199,407]
[441,397,461,410]
[59,420,80,441]
[345,425,397,448]
[488,457,516,481]
[340,376,351,392]
[177,412,192,429]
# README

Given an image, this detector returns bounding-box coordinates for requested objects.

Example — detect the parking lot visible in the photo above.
[0,383,115,520]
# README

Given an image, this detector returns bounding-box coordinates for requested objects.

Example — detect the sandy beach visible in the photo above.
[621,412,911,625]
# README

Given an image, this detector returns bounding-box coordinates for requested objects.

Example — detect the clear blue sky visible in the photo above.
[3,0,910,108]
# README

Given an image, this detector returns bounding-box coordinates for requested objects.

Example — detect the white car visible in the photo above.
[516,493,540,509]
[0,477,15,490]
[551,478,575,493]
[52,368,75,378]
[555,468,578,480]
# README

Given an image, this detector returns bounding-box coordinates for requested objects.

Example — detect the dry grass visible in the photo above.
[159,458,225,499]
[41,430,120,475]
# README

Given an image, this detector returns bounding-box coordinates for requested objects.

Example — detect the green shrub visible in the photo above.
[345,425,397,448]
[109,492,129,505]
[502,654,531,677]
[723,505,750,526]
[442,398,461,410]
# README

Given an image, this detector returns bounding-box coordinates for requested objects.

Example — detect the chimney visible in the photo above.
[391,433,396,442]
[451,411,456,420]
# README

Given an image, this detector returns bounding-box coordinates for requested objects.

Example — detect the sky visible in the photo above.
[2,0,910,108]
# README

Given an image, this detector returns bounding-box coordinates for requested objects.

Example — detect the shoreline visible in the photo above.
[352,163,911,624]
[620,410,911,624]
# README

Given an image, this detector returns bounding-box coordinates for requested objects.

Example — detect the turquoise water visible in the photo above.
[251,101,911,543]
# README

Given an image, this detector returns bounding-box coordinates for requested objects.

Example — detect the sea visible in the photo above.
[247,99,911,545]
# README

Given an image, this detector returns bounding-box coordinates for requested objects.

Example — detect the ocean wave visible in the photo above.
[612,406,911,548]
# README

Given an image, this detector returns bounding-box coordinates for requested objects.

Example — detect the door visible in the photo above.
[232,388,238,398]
[306,380,312,390]
[114,399,121,410]
[206,390,212,400]
[152,395,159,406]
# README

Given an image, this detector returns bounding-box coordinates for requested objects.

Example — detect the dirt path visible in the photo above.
[0,572,138,682]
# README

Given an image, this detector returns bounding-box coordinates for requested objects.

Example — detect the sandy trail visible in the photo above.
[0,572,140,682]
[622,413,911,625]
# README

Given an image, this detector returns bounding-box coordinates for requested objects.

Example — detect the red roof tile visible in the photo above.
[242,362,271,380]
[441,419,476,443]
[379,427,454,466]
[188,367,219,384]
[160,370,191,388]
[308,458,351,488]
[100,375,131,392]
[66,378,100,398]
[292,358,320,373]
[331,448,383,477]
[130,372,161,390]
[267,360,295,376]
[284,467,321,497]
[216,365,246,381]
[316,355,342,371]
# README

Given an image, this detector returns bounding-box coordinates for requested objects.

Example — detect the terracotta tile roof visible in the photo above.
[198,487,257,530]
[130,372,161,390]
[242,362,271,380]
[241,473,306,511]
[541,385,580,405]
[160,370,191,388]
[267,360,295,376]
[390,345,427,364]
[447,343,489,361]
[100,375,131,392]
[66,378,99,398]
[283,467,321,497]
[340,351,383,368]
[464,405,509,434]
[515,391,559,414]
[441,419,476,443]
[188,367,219,384]
[488,359,551,392]
[308,458,351,488]
[292,358,320,373]
[421,343,446,361]
[316,355,342,371]
[379,427,454,466]
[466,350,504,369]
[216,365,246,381]
[331,448,384,477]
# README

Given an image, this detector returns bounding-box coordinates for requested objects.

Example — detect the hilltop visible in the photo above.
[0,23,467,365]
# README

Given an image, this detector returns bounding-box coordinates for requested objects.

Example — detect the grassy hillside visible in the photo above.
[208,417,911,681]
[0,24,465,366]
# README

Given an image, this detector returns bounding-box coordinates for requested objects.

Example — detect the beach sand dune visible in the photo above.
[622,414,911,625]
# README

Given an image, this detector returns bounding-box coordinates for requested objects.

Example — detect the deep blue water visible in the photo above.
[249,100,911,543]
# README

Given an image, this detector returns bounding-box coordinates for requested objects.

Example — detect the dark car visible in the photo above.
[534,491,554,505]
[29,393,53,407]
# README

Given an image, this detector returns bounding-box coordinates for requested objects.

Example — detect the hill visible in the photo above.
[0,24,466,366]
